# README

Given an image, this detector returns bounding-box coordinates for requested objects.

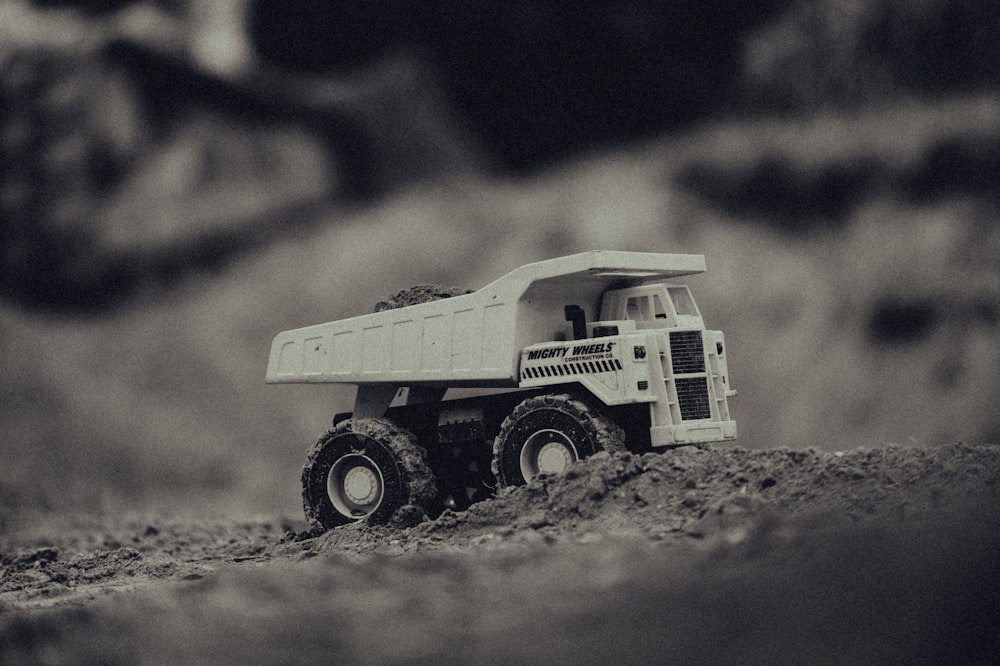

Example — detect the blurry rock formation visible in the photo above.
[3,0,998,311]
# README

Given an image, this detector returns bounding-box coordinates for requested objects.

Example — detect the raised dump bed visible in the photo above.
[266,250,706,387]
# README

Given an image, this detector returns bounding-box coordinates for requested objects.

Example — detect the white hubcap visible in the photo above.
[520,429,579,481]
[328,454,384,518]
[343,466,378,504]
[536,441,573,475]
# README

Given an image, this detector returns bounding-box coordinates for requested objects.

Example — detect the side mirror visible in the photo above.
[564,304,587,341]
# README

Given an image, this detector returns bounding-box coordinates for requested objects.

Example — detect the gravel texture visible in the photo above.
[2,442,997,663]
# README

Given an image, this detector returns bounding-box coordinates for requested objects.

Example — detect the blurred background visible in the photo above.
[1,0,998,524]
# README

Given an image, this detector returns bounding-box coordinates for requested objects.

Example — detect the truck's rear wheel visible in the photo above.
[302,418,435,531]
[492,393,625,487]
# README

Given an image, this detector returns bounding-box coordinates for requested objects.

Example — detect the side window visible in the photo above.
[652,294,668,319]
[626,296,650,321]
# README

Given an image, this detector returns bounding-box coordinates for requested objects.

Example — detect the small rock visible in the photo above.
[525,512,552,529]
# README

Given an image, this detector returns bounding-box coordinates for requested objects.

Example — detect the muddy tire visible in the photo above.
[302,418,436,531]
[492,393,625,487]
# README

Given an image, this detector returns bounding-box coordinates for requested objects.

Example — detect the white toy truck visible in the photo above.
[267,251,736,531]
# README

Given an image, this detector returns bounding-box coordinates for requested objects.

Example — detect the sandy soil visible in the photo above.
[2,441,997,664]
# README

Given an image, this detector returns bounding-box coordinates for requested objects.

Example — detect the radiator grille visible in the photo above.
[669,331,705,374]
[676,377,711,420]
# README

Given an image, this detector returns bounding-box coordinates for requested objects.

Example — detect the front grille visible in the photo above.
[669,331,705,374]
[676,377,711,420]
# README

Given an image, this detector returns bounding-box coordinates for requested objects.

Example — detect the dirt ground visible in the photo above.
[2,441,998,664]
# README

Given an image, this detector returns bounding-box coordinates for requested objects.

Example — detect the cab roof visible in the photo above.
[482,251,706,294]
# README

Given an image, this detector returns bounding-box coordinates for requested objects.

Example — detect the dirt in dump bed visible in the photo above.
[373,284,472,311]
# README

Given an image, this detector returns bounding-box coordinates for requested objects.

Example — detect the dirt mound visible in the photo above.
[4,442,996,585]
[306,441,1000,556]
[2,442,998,664]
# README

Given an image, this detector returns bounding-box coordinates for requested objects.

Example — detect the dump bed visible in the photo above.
[265,251,706,387]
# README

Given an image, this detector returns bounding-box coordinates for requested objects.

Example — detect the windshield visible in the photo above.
[668,286,700,317]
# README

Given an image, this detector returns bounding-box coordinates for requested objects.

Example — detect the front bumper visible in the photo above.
[650,420,737,447]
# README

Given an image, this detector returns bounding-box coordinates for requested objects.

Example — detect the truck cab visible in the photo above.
[519,282,736,448]
[600,284,704,330]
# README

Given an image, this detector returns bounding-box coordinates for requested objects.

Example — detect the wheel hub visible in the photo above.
[536,441,573,475]
[521,429,579,481]
[343,465,379,504]
[328,453,385,518]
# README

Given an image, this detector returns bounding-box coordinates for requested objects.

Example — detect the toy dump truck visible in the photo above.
[267,251,736,530]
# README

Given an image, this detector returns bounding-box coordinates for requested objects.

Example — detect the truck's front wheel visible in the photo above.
[302,418,435,531]
[492,393,625,487]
